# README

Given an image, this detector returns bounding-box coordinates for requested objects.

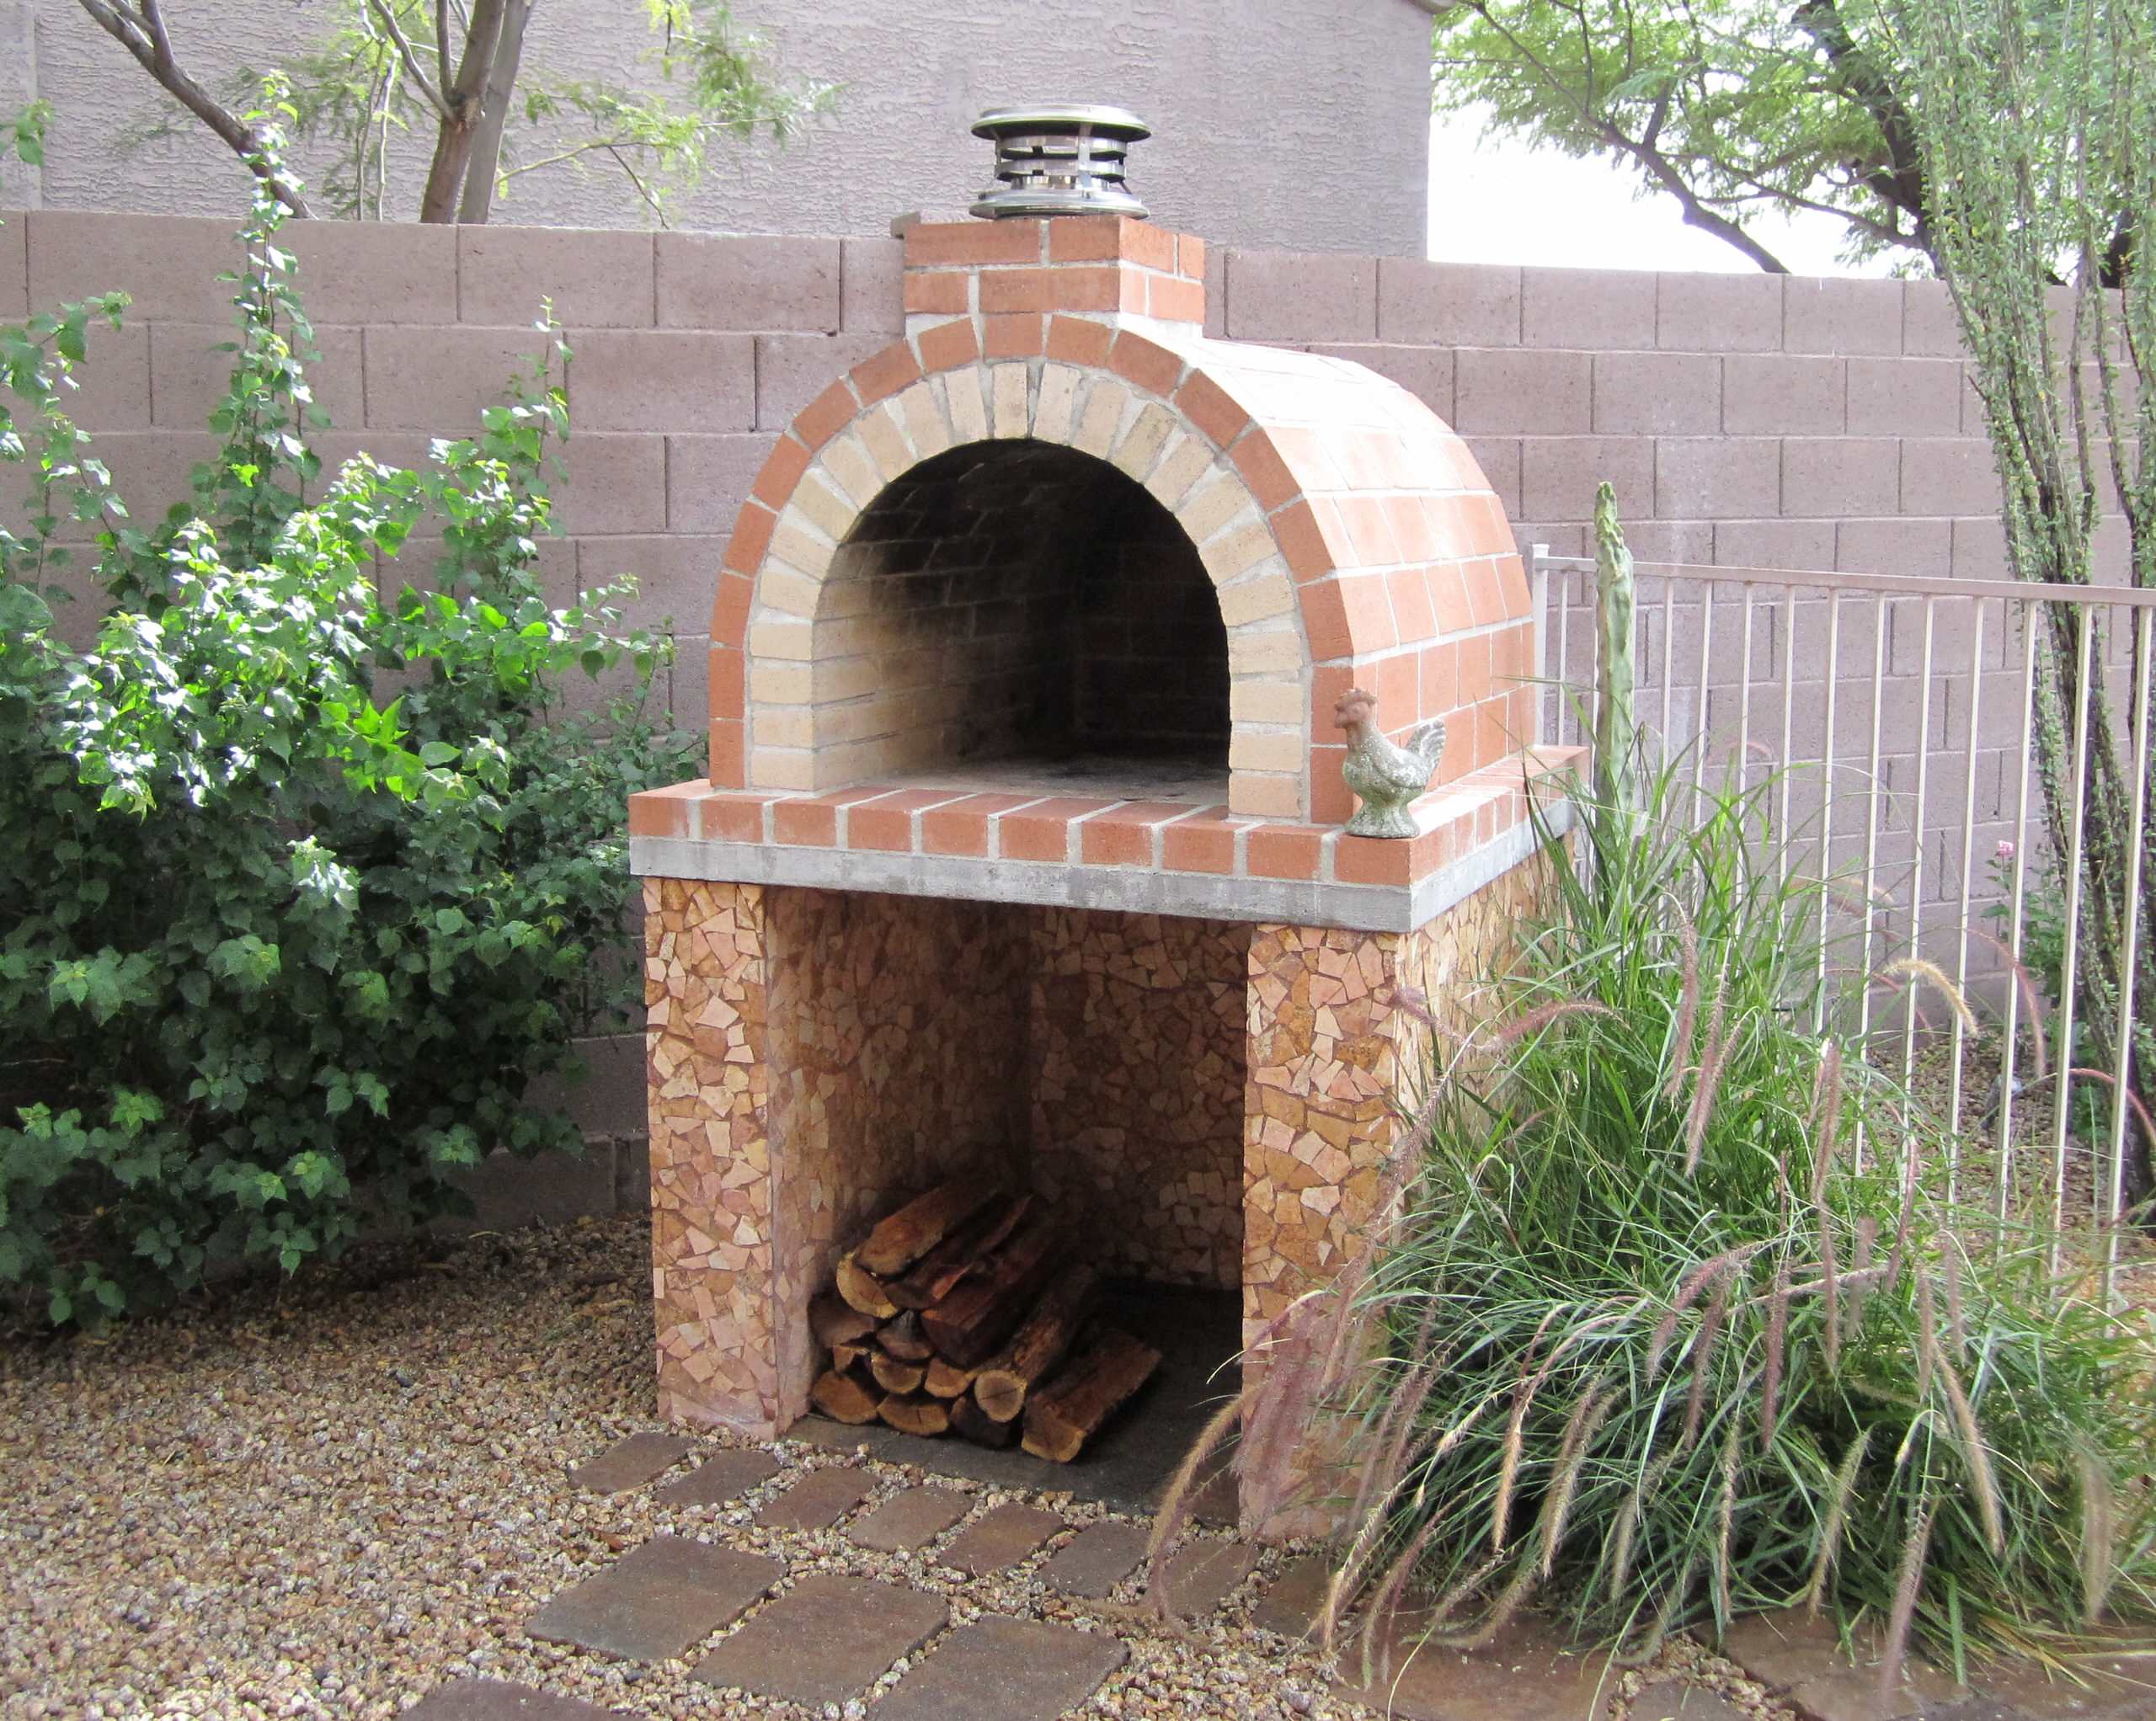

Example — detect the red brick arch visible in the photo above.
[711,316,1526,823]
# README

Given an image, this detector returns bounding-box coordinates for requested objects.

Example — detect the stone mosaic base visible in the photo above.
[646,853,1551,1479]
[765,886,1030,1415]
[646,882,1255,1434]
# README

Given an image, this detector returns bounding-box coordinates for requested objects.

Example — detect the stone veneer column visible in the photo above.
[1243,924,1406,1356]
[645,877,782,1432]
[1238,857,1554,1530]
[1241,857,1558,1350]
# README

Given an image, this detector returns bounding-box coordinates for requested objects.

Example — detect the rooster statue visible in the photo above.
[1335,689,1445,838]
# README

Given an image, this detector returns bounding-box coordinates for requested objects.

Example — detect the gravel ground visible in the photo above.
[0,1212,1787,1721]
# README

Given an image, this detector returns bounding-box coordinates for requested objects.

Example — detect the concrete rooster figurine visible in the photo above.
[1335,689,1445,838]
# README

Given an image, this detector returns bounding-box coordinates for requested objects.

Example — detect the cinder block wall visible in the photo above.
[8,208,2096,1213]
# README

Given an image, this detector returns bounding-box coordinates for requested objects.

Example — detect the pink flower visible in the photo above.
[1995,839,2016,860]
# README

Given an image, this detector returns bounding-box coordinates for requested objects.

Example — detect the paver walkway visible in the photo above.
[408,1431,2156,1721]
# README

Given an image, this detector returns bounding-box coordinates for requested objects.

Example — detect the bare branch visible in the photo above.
[368,0,456,122]
[435,0,454,98]
[74,0,314,216]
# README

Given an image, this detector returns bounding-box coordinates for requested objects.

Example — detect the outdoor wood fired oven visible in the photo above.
[627,113,1567,1526]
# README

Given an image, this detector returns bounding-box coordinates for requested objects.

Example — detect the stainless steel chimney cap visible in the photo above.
[969,104,1151,220]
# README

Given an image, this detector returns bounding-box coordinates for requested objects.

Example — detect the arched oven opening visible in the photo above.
[813,439,1230,800]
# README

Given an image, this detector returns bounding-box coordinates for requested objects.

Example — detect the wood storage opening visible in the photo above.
[811,1184,1164,1463]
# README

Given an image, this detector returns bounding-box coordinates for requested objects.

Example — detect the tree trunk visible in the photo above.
[456,0,536,223]
[415,0,509,222]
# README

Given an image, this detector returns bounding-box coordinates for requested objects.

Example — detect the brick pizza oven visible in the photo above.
[627,167,1571,1519]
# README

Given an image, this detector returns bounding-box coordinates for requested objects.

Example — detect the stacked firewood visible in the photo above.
[808,1182,1161,1462]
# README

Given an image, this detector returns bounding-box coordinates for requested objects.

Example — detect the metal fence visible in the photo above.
[1529,545,2155,1286]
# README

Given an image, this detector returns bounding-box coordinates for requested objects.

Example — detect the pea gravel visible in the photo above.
[0,1212,1774,1721]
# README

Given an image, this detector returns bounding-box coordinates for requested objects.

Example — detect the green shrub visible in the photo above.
[0,136,697,1324]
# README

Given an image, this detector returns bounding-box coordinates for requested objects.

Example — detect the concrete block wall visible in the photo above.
[9,210,2084,733]
[1214,253,2129,587]
[7,206,2093,1201]
[4,208,910,731]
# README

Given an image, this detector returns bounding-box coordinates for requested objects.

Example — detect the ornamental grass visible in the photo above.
[1159,759,2156,1687]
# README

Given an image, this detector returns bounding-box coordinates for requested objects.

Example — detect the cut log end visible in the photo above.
[949,1392,1019,1448]
[877,1309,933,1362]
[809,1288,878,1349]
[878,1393,953,1437]
[835,1253,899,1319]
[868,1352,927,1397]
[810,1368,881,1425]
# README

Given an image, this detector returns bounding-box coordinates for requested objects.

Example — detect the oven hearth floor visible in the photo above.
[791,1281,1240,1517]
[866,752,1230,804]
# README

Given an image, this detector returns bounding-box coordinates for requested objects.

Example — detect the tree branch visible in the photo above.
[1792,0,1932,255]
[367,0,456,123]
[76,0,313,216]
[1458,0,1789,273]
[1621,128,1792,271]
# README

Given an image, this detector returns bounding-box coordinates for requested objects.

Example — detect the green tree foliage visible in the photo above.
[1431,0,1929,270]
[1428,0,2124,278]
[0,124,698,1324]
[79,1,833,224]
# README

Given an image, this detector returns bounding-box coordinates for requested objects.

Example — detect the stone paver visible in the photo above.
[1722,1613,1968,1721]
[1038,1520,1150,1599]
[565,1431,693,1495]
[1724,1611,2156,1721]
[1185,1463,1241,1527]
[691,1574,947,1707]
[1971,1645,2156,1720]
[1156,1537,1256,1618]
[872,1615,1129,1721]
[939,1501,1065,1576]
[1631,1681,1751,1721]
[1250,1552,1334,1640]
[405,1679,624,1718]
[752,1465,870,1531]
[652,1447,779,1508]
[1331,1614,1614,1721]
[525,1535,781,1663]
[847,1484,972,1553]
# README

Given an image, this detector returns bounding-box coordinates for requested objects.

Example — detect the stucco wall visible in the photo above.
[12,0,1433,254]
